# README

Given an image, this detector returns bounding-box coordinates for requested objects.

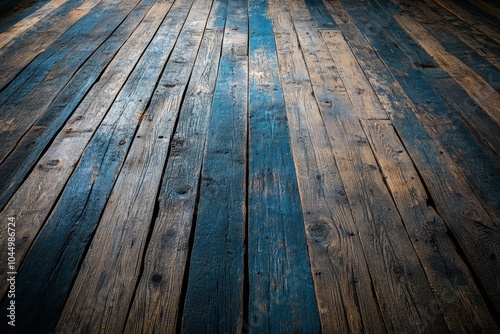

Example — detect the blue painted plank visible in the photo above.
[181,0,247,332]
[305,0,336,29]
[247,0,320,332]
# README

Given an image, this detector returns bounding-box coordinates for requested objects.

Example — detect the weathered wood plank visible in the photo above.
[335,0,500,224]
[392,0,500,83]
[52,0,212,332]
[0,0,111,90]
[318,30,388,120]
[268,0,386,332]
[248,0,319,333]
[394,13,500,125]
[0,0,160,212]
[322,26,499,331]
[344,0,500,167]
[286,1,452,332]
[122,2,227,333]
[0,0,193,331]
[433,0,500,44]
[304,0,336,29]
[0,0,136,163]
[361,119,499,332]
[465,0,500,20]
[0,0,97,49]
[247,0,320,332]
[325,0,500,315]
[181,0,246,332]
[0,0,176,300]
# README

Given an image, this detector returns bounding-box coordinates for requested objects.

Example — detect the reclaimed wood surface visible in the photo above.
[0,0,499,332]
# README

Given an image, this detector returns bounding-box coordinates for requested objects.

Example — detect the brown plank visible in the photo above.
[0,0,136,163]
[284,0,450,332]
[393,0,500,70]
[268,0,386,332]
[466,0,500,20]
[322,24,498,331]
[324,0,500,315]
[318,29,388,120]
[0,0,106,90]
[122,2,226,332]
[361,119,499,332]
[433,0,500,44]
[54,0,213,331]
[0,0,99,49]
[393,12,500,126]
[0,0,177,299]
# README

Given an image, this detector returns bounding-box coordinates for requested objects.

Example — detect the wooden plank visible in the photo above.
[51,0,211,331]
[374,0,500,163]
[267,0,386,332]
[0,0,96,49]
[0,0,108,90]
[181,0,247,332]
[395,2,500,92]
[247,0,320,332]
[0,0,176,301]
[360,119,499,332]
[122,2,227,333]
[0,0,135,163]
[466,0,500,20]
[325,0,500,315]
[304,0,336,29]
[323,25,499,331]
[433,0,500,44]
[317,30,388,120]
[285,1,452,332]
[0,0,160,211]
[394,13,500,125]
[394,0,500,70]
[335,0,500,225]
[0,0,193,331]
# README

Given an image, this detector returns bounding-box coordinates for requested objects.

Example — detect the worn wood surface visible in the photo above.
[247,0,320,332]
[0,0,499,332]
[181,0,247,332]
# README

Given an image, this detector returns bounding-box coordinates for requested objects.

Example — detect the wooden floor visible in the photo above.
[0,0,499,332]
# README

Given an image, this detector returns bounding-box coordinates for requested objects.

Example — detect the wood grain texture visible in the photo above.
[393,0,500,71]
[465,0,500,20]
[268,0,385,332]
[287,1,450,332]
[0,0,498,331]
[247,0,320,332]
[394,12,500,125]
[0,0,136,163]
[180,0,247,332]
[320,30,388,120]
[361,119,499,333]
[0,0,93,49]
[0,0,160,212]
[335,0,500,226]
[0,0,111,90]
[325,0,500,316]
[53,0,211,332]
[433,0,500,44]
[322,28,498,332]
[0,0,191,331]
[123,1,227,333]
[0,0,176,301]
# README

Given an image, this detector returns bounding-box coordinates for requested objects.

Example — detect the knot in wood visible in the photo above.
[307,220,333,245]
